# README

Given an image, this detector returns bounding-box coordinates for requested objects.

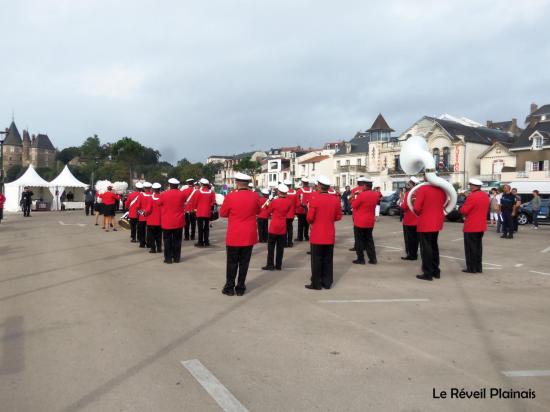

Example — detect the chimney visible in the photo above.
[486,120,493,128]
[531,103,538,113]
[511,118,517,129]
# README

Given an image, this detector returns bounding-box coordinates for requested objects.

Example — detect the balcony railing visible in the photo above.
[475,174,501,181]
[516,171,529,178]
[387,168,406,176]
[335,165,367,173]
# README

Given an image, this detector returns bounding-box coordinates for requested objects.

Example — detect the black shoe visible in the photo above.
[416,274,433,281]
[349,247,356,251]
[287,243,293,248]
[352,259,365,265]
[262,265,275,271]
[462,269,474,273]
[305,237,309,241]
[194,243,204,248]
[294,238,302,242]
[304,284,322,290]
[184,237,190,241]
[235,290,245,296]
[204,243,210,247]
[95,223,99,226]
[131,239,137,243]
[222,289,235,296]
[322,285,331,290]
[139,245,146,248]
[163,260,173,264]
[191,236,195,240]
[149,250,156,253]
[500,235,507,238]
[157,249,162,253]
[368,260,377,265]
[275,266,282,270]
[433,273,440,279]
[173,259,180,263]
[306,251,311,255]
[507,235,513,239]
[401,256,416,260]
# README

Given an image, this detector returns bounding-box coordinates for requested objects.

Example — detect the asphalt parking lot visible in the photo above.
[1,211,549,412]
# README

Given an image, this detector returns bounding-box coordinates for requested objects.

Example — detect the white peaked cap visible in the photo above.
[357,176,371,183]
[409,176,420,184]
[168,178,180,185]
[248,182,254,187]
[152,183,161,189]
[277,183,289,193]
[469,178,483,186]
[301,177,309,183]
[261,188,270,195]
[283,179,292,185]
[143,181,152,188]
[135,182,144,189]
[200,178,210,185]
[185,178,194,183]
[317,175,331,186]
[234,172,251,181]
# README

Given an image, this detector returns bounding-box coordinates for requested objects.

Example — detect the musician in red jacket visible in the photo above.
[351,178,379,265]
[348,179,366,252]
[0,191,6,224]
[400,177,420,260]
[283,179,297,247]
[181,178,197,241]
[135,182,153,248]
[413,181,446,281]
[305,175,343,290]
[257,188,270,243]
[220,173,261,296]
[459,178,490,273]
[124,182,143,243]
[295,177,313,242]
[144,183,163,254]
[158,178,191,264]
[192,178,216,247]
[99,185,121,232]
[263,184,292,271]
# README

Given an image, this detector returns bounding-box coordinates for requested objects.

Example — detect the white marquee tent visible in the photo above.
[49,165,89,210]
[3,164,52,212]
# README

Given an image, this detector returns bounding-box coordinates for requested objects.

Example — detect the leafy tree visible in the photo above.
[56,146,81,164]
[35,167,58,181]
[233,157,261,180]
[80,135,108,161]
[110,137,147,183]
[5,165,24,182]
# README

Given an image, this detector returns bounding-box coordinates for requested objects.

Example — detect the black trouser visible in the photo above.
[354,226,376,262]
[501,210,513,237]
[513,214,519,232]
[224,245,253,293]
[85,201,94,216]
[464,232,483,273]
[257,218,268,242]
[185,212,197,240]
[23,202,31,216]
[267,234,285,269]
[147,225,162,252]
[130,218,138,241]
[197,217,210,245]
[285,218,294,246]
[138,221,147,247]
[163,227,183,262]
[419,232,440,278]
[310,244,334,289]
[403,224,419,259]
[296,213,309,240]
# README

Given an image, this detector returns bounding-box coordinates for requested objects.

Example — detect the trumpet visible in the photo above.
[262,194,278,208]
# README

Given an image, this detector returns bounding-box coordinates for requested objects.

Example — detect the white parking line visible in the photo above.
[181,359,250,412]
[541,246,550,253]
[440,255,502,267]
[529,270,550,277]
[451,237,463,242]
[319,299,429,303]
[502,369,550,377]
[514,263,523,268]
[378,245,403,250]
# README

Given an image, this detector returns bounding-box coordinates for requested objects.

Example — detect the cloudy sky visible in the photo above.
[1,0,549,162]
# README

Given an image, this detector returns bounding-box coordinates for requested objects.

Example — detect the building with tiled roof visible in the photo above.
[2,120,56,170]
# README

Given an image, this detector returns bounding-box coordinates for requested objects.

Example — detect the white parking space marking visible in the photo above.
[319,299,429,303]
[378,245,403,250]
[485,267,502,270]
[529,270,550,277]
[451,237,463,242]
[541,246,550,253]
[502,370,550,377]
[515,263,523,267]
[440,255,502,267]
[181,359,250,412]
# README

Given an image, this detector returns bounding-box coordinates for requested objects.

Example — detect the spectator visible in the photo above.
[0,191,5,224]
[511,188,522,232]
[84,186,95,216]
[531,190,541,230]
[20,187,33,217]
[66,191,74,202]
[489,188,500,227]
[499,185,516,239]
[341,186,352,215]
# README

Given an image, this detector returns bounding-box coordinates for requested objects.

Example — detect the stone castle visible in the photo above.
[2,120,56,170]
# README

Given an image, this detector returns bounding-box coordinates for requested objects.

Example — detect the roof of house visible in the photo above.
[22,129,31,142]
[299,155,330,164]
[426,116,514,145]
[525,104,550,122]
[3,121,22,146]
[334,134,370,156]
[32,134,55,150]
[477,141,514,159]
[511,121,550,149]
[367,113,394,132]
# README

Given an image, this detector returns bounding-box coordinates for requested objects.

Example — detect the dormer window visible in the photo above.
[533,136,543,150]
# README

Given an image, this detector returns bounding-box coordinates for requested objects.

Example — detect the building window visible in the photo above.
[301,165,306,173]
[433,148,440,165]
[336,160,341,167]
[357,159,361,166]
[312,163,315,171]
[346,160,350,165]
[443,147,450,169]
[533,136,543,150]
[532,161,544,171]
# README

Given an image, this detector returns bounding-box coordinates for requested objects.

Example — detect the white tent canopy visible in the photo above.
[48,165,89,210]
[4,164,51,212]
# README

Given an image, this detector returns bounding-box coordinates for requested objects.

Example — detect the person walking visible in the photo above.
[341,186,352,215]
[181,178,197,241]
[220,173,261,296]
[351,178,379,265]
[136,182,153,247]
[531,189,541,229]
[500,185,516,239]
[257,189,270,243]
[295,177,313,241]
[263,183,292,271]
[0,191,5,224]
[100,185,120,232]
[400,177,420,260]
[489,188,499,227]
[305,175,342,290]
[124,182,143,242]
[511,188,522,233]
[460,179,490,273]
[84,186,95,216]
[20,187,33,217]
[192,178,216,247]
[144,183,163,253]
[284,179,297,247]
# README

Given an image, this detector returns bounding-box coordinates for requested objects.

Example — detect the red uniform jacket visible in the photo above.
[296,187,313,214]
[100,191,120,205]
[0,193,6,209]
[124,191,141,219]
[286,189,297,219]
[351,189,379,228]
[258,197,270,219]
[220,189,261,246]
[414,185,446,233]
[136,192,153,222]
[181,186,196,213]
[158,189,190,230]
[307,192,343,245]
[192,188,216,218]
[400,190,418,226]
[268,197,292,235]
[460,190,490,233]
[144,193,162,226]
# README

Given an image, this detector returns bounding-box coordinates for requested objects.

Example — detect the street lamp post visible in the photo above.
[0,129,7,193]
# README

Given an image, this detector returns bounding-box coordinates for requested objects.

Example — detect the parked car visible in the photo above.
[379,191,400,216]
[446,193,467,222]
[517,198,549,225]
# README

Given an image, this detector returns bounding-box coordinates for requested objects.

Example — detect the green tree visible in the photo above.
[233,157,261,181]
[80,135,108,160]
[5,165,24,182]
[110,137,147,183]
[56,146,81,164]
